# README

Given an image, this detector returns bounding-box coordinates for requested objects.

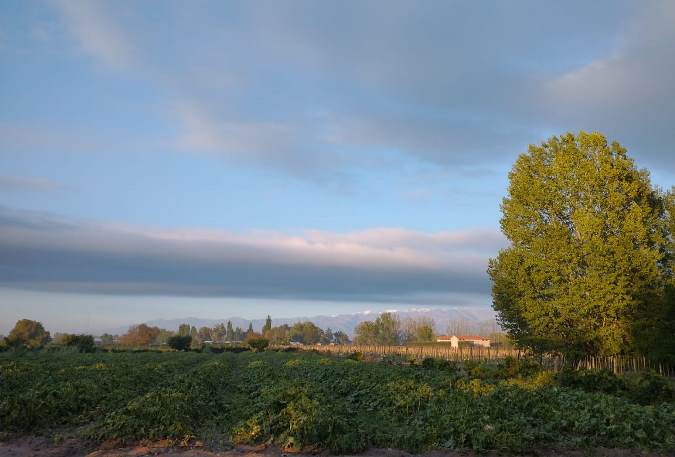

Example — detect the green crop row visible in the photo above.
[1,351,673,453]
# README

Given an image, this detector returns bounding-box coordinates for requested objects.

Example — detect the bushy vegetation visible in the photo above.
[4,319,51,349]
[167,335,192,351]
[55,334,96,353]
[1,351,673,453]
[246,336,269,352]
[557,367,675,405]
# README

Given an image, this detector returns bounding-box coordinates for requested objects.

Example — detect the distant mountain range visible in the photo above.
[113,307,498,337]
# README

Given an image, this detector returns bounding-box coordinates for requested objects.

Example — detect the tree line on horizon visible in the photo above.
[0,316,354,351]
[0,313,507,353]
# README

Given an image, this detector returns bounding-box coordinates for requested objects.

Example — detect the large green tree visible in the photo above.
[488,132,673,359]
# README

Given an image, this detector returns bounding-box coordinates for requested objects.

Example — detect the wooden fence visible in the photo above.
[296,344,675,377]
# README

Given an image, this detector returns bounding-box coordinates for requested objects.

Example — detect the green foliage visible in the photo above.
[354,312,401,345]
[332,330,351,345]
[59,334,96,353]
[401,318,436,344]
[623,370,675,404]
[289,322,323,344]
[262,315,272,335]
[0,352,209,433]
[489,132,674,359]
[167,335,192,351]
[222,346,250,353]
[420,357,458,373]
[497,356,541,378]
[177,323,191,337]
[99,334,115,345]
[558,368,624,395]
[557,368,675,405]
[1,351,673,453]
[264,324,290,345]
[5,319,51,349]
[247,337,269,352]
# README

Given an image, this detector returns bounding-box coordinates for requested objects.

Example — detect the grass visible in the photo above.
[1,350,674,453]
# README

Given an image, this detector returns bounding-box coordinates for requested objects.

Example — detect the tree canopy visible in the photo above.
[401,318,436,344]
[290,321,323,344]
[354,313,401,345]
[488,132,674,360]
[5,319,51,349]
[58,334,96,353]
[168,335,192,351]
[119,324,161,347]
[262,315,272,335]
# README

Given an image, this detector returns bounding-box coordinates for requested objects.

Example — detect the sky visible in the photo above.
[1,0,675,334]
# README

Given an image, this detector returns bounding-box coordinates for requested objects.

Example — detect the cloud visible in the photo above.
[544,1,675,170]
[0,176,67,193]
[43,0,675,182]
[54,0,135,69]
[175,103,351,180]
[0,207,505,302]
[167,0,675,177]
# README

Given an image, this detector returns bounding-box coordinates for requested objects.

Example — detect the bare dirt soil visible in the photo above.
[0,437,672,457]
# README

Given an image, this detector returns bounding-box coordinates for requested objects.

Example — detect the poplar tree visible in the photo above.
[262,315,272,335]
[488,132,673,359]
[225,320,234,342]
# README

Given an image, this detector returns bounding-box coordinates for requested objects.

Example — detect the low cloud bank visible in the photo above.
[0,207,505,302]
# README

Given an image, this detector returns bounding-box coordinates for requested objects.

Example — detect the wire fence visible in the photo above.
[296,344,675,377]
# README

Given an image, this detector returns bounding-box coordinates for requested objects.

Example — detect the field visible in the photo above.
[1,350,674,455]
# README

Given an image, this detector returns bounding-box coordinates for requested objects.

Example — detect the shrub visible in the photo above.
[509,370,557,390]
[247,337,269,352]
[346,351,363,361]
[420,357,458,372]
[623,370,675,404]
[223,346,250,353]
[168,335,192,351]
[5,319,51,349]
[496,356,541,378]
[60,334,96,353]
[557,368,624,395]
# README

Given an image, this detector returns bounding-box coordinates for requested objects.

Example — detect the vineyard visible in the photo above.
[301,344,675,377]
[1,350,675,454]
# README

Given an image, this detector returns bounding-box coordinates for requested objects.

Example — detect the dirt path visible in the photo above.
[1,438,673,457]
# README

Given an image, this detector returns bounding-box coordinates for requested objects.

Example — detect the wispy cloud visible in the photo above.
[544,1,675,170]
[43,0,675,184]
[0,176,67,193]
[54,0,135,69]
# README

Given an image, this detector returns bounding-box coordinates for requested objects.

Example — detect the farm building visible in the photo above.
[436,335,491,348]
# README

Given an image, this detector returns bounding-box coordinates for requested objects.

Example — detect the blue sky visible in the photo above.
[1,0,674,333]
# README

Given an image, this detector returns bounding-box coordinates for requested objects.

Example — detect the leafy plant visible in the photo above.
[247,337,269,352]
[167,335,192,351]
